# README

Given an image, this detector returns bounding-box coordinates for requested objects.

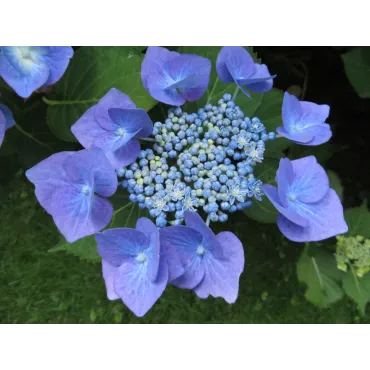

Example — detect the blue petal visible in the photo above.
[184,211,224,259]
[25,151,74,214]
[159,237,185,282]
[50,185,113,242]
[276,126,313,144]
[276,158,294,208]
[42,47,74,86]
[108,108,153,138]
[238,64,274,93]
[300,101,330,122]
[102,260,120,300]
[96,228,149,266]
[277,189,348,242]
[114,258,168,317]
[297,124,332,146]
[171,253,205,289]
[71,105,107,149]
[136,217,160,282]
[0,46,50,98]
[95,88,136,130]
[161,225,202,263]
[0,104,15,129]
[290,156,329,203]
[63,148,118,197]
[104,139,140,170]
[141,46,180,90]
[147,72,185,106]
[282,92,302,133]
[262,184,309,227]
[194,231,244,303]
[0,109,6,146]
[166,54,211,102]
[216,46,254,83]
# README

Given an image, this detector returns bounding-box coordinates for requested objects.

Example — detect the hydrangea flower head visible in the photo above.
[276,92,332,146]
[71,88,153,169]
[161,211,244,303]
[0,47,73,98]
[141,46,211,106]
[262,156,348,242]
[216,46,274,97]
[96,217,169,317]
[0,104,15,147]
[26,147,118,242]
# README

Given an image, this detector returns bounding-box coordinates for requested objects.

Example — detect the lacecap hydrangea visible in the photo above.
[26,46,348,317]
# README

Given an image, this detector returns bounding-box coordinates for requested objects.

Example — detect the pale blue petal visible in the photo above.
[282,92,302,133]
[114,258,168,317]
[0,104,15,129]
[63,148,118,197]
[216,46,254,83]
[290,156,329,203]
[141,46,180,90]
[96,228,149,266]
[25,151,74,214]
[43,46,74,86]
[50,186,113,243]
[194,231,244,303]
[262,184,309,227]
[102,260,120,300]
[136,217,160,282]
[171,253,205,289]
[276,158,294,207]
[104,139,140,170]
[277,189,348,242]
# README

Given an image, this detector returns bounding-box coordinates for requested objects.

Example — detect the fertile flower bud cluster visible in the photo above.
[336,235,370,277]
[118,93,276,227]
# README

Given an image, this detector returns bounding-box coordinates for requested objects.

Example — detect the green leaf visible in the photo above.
[327,170,343,201]
[288,142,338,165]
[297,245,344,308]
[243,158,279,223]
[342,267,370,314]
[344,201,370,238]
[342,47,370,98]
[45,47,156,142]
[109,201,150,229]
[49,235,101,262]
[180,46,289,159]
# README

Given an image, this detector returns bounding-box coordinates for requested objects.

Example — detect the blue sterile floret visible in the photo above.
[119,94,276,227]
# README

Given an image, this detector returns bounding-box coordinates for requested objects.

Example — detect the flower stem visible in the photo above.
[42,96,98,106]
[139,137,157,143]
[14,124,53,151]
[232,86,240,101]
[206,215,211,226]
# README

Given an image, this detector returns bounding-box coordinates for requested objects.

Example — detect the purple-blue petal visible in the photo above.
[104,139,141,170]
[108,108,153,138]
[102,260,120,300]
[136,217,160,282]
[194,231,244,303]
[167,54,211,102]
[277,189,348,242]
[94,88,136,127]
[43,47,74,86]
[50,185,113,243]
[0,104,15,130]
[216,46,254,83]
[25,151,74,214]
[62,148,118,197]
[0,47,50,98]
[299,101,330,122]
[71,105,106,149]
[0,109,6,146]
[141,46,180,90]
[171,253,205,289]
[276,126,314,144]
[276,158,294,207]
[262,184,309,227]
[184,211,224,259]
[238,63,274,93]
[159,237,185,282]
[96,228,149,267]
[113,258,168,317]
[290,156,329,203]
[282,92,302,132]
[297,124,332,146]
